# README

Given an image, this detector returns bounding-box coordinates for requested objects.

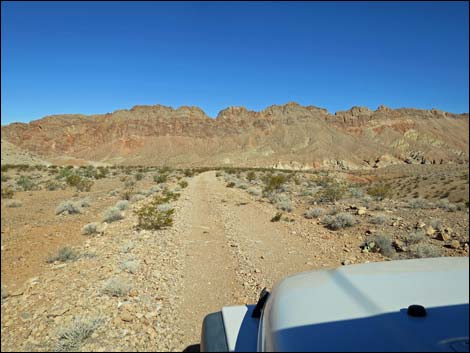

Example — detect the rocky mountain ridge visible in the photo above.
[1,102,468,169]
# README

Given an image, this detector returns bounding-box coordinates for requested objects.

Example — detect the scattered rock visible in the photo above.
[120,312,133,322]
[450,240,460,249]
[416,222,426,229]
[437,230,451,241]
[392,240,407,252]
[425,226,435,236]
[357,207,367,215]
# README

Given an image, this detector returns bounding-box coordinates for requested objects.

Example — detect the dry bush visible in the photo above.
[322,213,355,230]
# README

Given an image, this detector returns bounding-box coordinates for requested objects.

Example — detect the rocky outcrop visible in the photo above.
[1,103,468,168]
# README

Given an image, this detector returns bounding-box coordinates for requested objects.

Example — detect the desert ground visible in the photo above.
[1,163,469,351]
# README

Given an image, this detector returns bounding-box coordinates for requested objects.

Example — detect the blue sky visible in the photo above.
[1,1,469,124]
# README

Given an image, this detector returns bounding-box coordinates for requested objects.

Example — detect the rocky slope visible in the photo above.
[1,103,468,169]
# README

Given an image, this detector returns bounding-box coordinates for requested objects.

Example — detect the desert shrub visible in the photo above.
[6,200,22,208]
[262,174,289,195]
[1,173,9,182]
[271,212,282,222]
[46,181,62,191]
[16,176,35,191]
[226,182,235,188]
[109,189,119,196]
[65,174,93,192]
[47,247,79,263]
[304,207,324,219]
[415,244,442,258]
[95,167,109,179]
[157,203,173,212]
[247,187,262,197]
[246,171,256,182]
[162,189,180,202]
[135,196,174,230]
[145,185,161,196]
[130,194,146,203]
[115,200,129,210]
[56,316,104,352]
[315,175,335,187]
[102,277,131,297]
[77,197,91,208]
[56,201,81,215]
[183,169,194,177]
[436,199,458,212]
[367,183,391,201]
[369,214,388,225]
[81,166,96,179]
[103,207,124,223]
[120,259,140,274]
[153,174,168,183]
[322,213,355,230]
[58,167,74,179]
[403,230,425,245]
[269,193,293,212]
[134,173,144,181]
[1,186,14,199]
[364,235,395,257]
[65,174,81,188]
[179,180,189,188]
[81,223,98,235]
[301,188,315,196]
[315,182,346,203]
[349,187,364,198]
[408,198,431,209]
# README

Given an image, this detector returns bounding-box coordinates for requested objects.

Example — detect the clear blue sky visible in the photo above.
[1,1,469,124]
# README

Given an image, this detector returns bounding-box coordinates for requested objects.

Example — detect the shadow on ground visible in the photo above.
[182,344,200,352]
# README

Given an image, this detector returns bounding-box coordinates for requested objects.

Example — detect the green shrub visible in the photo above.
[179,180,189,188]
[153,174,168,183]
[135,173,144,181]
[262,174,288,195]
[367,183,392,200]
[183,169,194,177]
[95,167,109,179]
[246,171,256,182]
[134,193,176,230]
[16,176,35,191]
[65,174,93,192]
[315,182,346,202]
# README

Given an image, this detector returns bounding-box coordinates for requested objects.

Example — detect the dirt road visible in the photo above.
[176,171,326,350]
[2,170,379,352]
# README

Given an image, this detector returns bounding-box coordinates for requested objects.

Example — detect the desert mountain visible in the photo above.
[1,102,468,169]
